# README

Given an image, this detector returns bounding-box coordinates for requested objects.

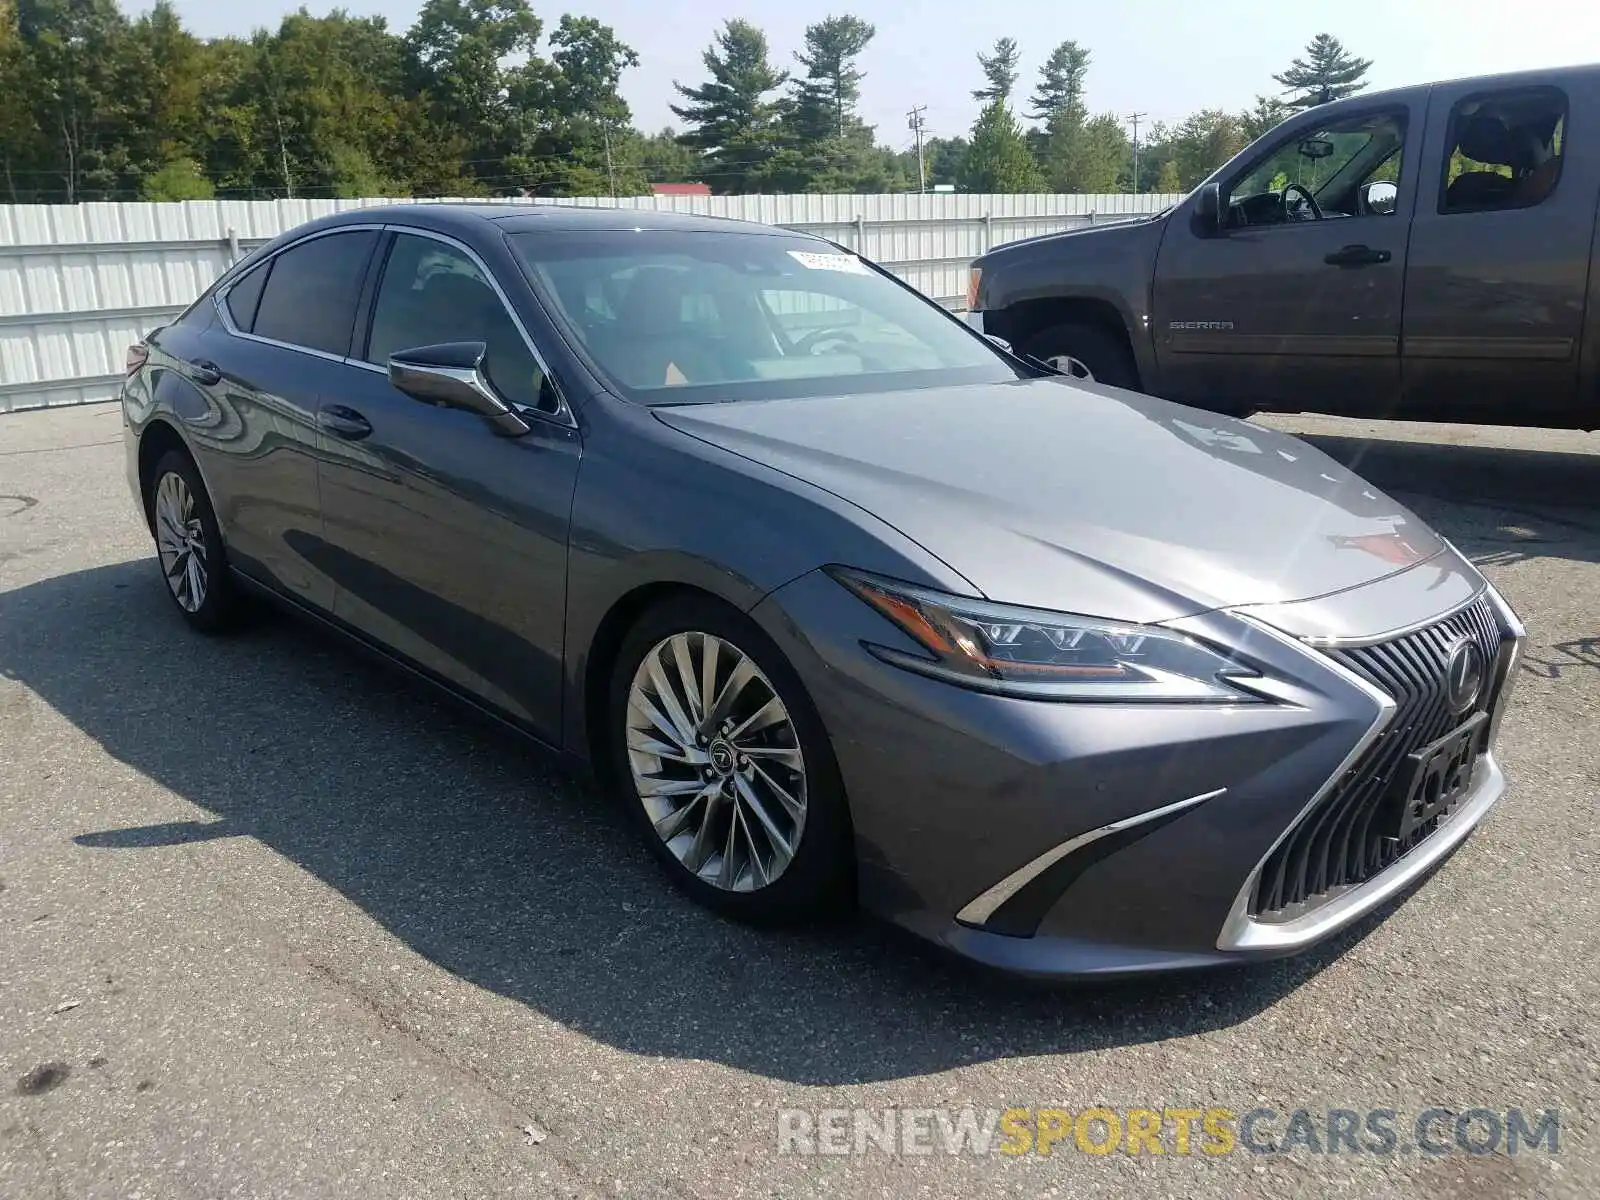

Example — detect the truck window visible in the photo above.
[1227,110,1408,228]
[1439,87,1567,214]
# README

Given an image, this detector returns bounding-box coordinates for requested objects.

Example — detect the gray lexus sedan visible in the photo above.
[122,204,1524,978]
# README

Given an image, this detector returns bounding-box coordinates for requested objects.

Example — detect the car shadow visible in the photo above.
[1284,429,1600,569]
[8,560,1409,1086]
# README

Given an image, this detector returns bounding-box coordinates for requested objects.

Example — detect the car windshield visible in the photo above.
[508,230,1024,404]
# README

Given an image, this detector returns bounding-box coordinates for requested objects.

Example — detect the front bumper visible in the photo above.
[751,568,1522,979]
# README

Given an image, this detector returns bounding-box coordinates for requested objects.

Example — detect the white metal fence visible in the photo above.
[0,192,1177,414]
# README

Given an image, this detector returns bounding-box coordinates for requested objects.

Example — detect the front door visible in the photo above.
[1400,75,1599,425]
[312,230,582,742]
[1152,100,1422,415]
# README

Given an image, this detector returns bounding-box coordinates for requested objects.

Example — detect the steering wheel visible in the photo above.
[792,325,862,356]
[1282,182,1323,221]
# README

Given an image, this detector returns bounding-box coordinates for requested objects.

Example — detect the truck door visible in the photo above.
[1400,74,1599,425]
[1151,98,1422,415]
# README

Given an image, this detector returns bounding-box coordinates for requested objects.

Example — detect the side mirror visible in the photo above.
[1194,182,1224,235]
[1363,180,1398,215]
[388,341,529,437]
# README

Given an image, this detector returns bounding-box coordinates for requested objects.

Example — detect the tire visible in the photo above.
[145,449,244,634]
[1022,320,1140,390]
[608,594,853,925]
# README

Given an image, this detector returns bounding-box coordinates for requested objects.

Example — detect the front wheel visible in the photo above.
[1021,320,1140,390]
[608,596,853,924]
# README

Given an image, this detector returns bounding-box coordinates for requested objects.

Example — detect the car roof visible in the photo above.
[1317,62,1600,114]
[320,202,816,240]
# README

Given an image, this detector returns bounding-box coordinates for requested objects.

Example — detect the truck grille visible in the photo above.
[1250,596,1506,922]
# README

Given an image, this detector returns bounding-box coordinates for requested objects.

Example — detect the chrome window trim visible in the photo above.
[955,788,1226,928]
[211,220,577,430]
[372,224,576,429]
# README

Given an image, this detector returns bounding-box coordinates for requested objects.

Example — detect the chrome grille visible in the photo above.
[1250,596,1506,922]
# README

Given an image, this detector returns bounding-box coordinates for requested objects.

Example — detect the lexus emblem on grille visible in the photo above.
[1444,639,1486,714]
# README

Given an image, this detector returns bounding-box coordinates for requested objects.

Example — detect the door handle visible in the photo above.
[317,405,373,440]
[1324,244,1392,267]
[187,359,223,386]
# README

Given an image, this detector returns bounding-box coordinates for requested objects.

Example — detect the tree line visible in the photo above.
[0,1,1373,203]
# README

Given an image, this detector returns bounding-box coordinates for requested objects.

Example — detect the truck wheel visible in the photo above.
[1022,321,1139,390]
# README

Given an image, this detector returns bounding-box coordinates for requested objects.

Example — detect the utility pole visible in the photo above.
[1127,111,1148,194]
[602,122,617,197]
[907,106,928,193]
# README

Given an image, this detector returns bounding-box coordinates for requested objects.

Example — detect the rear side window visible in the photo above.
[1439,87,1567,214]
[224,260,270,332]
[252,230,379,355]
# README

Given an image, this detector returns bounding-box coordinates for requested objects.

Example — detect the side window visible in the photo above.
[1439,87,1567,214]
[252,230,378,356]
[224,259,270,332]
[366,233,551,413]
[1227,110,1408,226]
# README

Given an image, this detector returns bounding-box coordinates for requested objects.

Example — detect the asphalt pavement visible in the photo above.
[1,402,1596,1198]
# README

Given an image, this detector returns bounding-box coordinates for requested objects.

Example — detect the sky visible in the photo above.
[141,0,1600,153]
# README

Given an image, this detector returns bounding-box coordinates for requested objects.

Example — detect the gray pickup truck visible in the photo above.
[967,65,1600,430]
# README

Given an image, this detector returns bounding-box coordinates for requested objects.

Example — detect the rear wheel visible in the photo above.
[146,449,243,633]
[608,595,853,924]
[1021,320,1139,390]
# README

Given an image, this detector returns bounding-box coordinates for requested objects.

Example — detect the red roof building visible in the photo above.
[649,182,712,197]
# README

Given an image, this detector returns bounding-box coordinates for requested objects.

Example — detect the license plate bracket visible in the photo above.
[1386,711,1489,844]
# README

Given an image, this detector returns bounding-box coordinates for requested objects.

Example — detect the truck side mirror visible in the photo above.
[1363,180,1398,215]
[1194,183,1224,235]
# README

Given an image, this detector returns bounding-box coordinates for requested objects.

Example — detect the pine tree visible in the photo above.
[961,99,1043,193]
[1273,34,1372,109]
[971,37,1020,104]
[784,15,875,144]
[669,19,786,192]
[1028,40,1090,123]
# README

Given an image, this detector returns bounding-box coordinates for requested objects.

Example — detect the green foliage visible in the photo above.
[972,37,1020,105]
[141,157,212,200]
[1240,95,1291,141]
[1028,40,1090,123]
[783,15,875,144]
[0,8,1380,201]
[961,100,1043,194]
[1273,34,1372,109]
[670,19,786,192]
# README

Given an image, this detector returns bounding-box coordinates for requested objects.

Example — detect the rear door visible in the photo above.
[1152,97,1423,414]
[155,226,380,610]
[311,228,581,742]
[1400,73,1600,424]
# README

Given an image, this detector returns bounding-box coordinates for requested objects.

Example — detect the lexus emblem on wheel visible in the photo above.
[1445,638,1487,714]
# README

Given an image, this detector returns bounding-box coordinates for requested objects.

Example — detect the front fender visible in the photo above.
[558,399,975,758]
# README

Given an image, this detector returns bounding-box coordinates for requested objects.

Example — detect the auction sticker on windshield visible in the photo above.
[788,250,870,273]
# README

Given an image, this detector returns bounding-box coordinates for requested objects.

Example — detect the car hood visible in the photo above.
[654,379,1444,623]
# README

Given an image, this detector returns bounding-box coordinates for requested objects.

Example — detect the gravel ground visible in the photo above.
[1,402,1596,1199]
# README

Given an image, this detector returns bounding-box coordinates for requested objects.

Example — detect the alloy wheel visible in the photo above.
[153,471,208,613]
[1046,354,1095,381]
[625,631,808,893]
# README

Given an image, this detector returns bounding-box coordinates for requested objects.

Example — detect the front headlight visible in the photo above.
[831,568,1262,703]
